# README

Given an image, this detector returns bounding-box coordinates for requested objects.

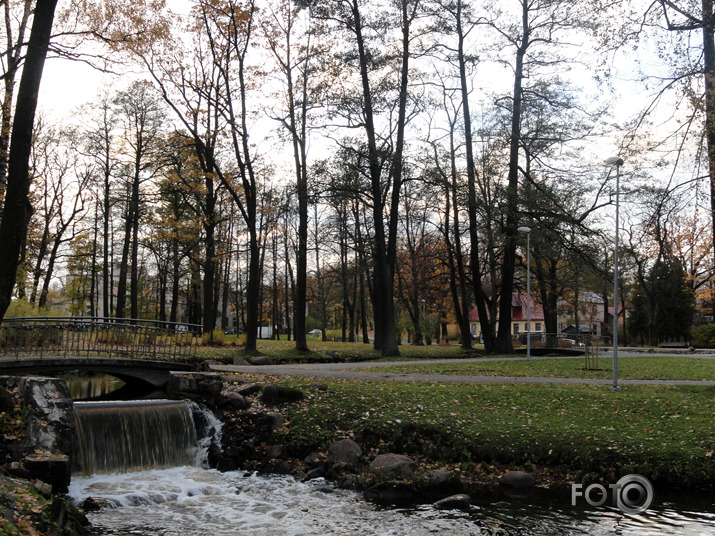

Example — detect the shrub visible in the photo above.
[690,323,715,347]
[202,328,226,346]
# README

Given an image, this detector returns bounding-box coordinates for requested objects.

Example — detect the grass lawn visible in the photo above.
[378,356,715,381]
[254,375,715,490]
[195,339,475,363]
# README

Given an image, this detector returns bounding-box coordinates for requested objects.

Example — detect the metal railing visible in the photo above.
[0,317,202,361]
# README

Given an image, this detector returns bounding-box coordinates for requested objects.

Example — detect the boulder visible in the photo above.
[364,480,416,505]
[266,444,286,459]
[369,453,416,477]
[267,413,285,432]
[24,453,71,494]
[221,393,251,410]
[434,493,471,510]
[499,470,536,489]
[303,466,326,480]
[418,468,463,498]
[235,383,262,397]
[259,458,293,475]
[166,372,223,400]
[327,438,363,465]
[260,385,305,404]
[19,377,76,457]
[0,385,13,413]
[250,356,273,366]
[233,357,251,366]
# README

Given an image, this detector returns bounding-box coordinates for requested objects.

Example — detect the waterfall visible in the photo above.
[73,399,203,475]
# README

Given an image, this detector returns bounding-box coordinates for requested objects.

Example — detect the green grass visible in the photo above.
[377,356,715,381]
[263,377,715,489]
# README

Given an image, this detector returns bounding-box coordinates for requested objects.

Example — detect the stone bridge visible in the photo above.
[0,356,194,390]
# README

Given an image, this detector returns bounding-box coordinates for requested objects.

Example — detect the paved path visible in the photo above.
[210,351,715,386]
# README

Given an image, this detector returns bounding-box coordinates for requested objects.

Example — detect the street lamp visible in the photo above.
[517,226,532,362]
[605,156,624,391]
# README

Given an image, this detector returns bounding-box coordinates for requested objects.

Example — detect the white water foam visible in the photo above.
[68,467,490,535]
[68,467,715,536]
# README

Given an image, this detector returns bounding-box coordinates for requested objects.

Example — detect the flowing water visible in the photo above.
[67,467,715,536]
[73,400,199,474]
[67,398,715,536]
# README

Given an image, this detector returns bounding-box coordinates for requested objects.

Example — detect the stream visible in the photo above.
[68,467,715,536]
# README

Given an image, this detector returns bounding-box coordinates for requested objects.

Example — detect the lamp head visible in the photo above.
[604,156,624,166]
[517,226,531,234]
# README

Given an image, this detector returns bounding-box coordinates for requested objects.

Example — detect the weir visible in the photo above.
[73,399,199,475]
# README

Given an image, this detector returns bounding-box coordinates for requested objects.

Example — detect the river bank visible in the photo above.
[215,369,715,494]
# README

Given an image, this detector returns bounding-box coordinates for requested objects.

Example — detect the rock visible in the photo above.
[260,458,293,475]
[233,357,251,366]
[24,453,71,494]
[166,372,223,400]
[0,385,13,413]
[260,385,304,404]
[250,356,273,366]
[32,479,53,497]
[499,470,536,489]
[216,457,237,472]
[303,452,325,466]
[267,413,285,432]
[6,463,30,480]
[325,461,353,480]
[303,466,326,480]
[311,382,329,391]
[266,445,286,459]
[80,497,102,512]
[418,468,463,498]
[327,438,363,465]
[434,493,471,510]
[221,393,251,410]
[364,480,416,505]
[193,360,221,372]
[19,377,76,456]
[235,384,262,397]
[369,453,416,477]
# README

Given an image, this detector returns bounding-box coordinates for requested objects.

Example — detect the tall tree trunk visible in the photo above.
[0,1,32,207]
[0,0,58,321]
[38,238,61,309]
[170,239,180,323]
[495,4,529,354]
[315,205,327,341]
[115,205,132,319]
[130,198,139,319]
[203,176,217,338]
[455,0,486,352]
[702,0,715,302]
[245,228,261,350]
[90,202,98,317]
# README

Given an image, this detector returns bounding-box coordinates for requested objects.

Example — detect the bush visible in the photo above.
[5,298,43,318]
[690,323,715,347]
[203,328,226,346]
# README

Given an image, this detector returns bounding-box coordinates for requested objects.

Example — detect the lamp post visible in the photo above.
[605,156,624,391]
[517,226,532,362]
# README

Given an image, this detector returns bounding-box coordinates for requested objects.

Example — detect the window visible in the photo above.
[513,323,520,335]
[535,323,542,332]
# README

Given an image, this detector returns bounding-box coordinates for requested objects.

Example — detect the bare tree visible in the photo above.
[0,0,59,321]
